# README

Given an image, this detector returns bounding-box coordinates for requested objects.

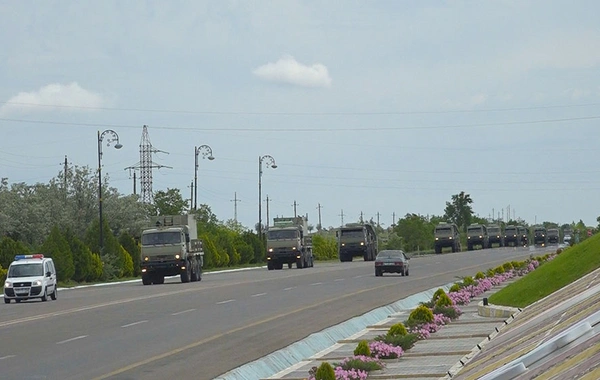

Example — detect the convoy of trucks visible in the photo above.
[337,223,378,262]
[266,216,314,270]
[140,214,204,285]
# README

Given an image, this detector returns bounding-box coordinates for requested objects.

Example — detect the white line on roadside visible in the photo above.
[217,299,235,304]
[251,293,267,297]
[284,287,295,291]
[56,335,88,345]
[171,309,196,316]
[310,282,323,286]
[0,355,15,360]
[334,278,344,281]
[121,320,148,328]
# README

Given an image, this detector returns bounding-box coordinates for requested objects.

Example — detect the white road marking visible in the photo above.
[251,293,267,297]
[284,287,295,291]
[334,278,344,282]
[310,282,323,286]
[171,309,196,316]
[56,335,88,345]
[0,355,15,360]
[121,320,148,328]
[217,299,235,304]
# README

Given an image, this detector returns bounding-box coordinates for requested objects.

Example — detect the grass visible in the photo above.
[488,234,600,308]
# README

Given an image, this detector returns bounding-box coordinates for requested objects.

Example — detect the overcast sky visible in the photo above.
[1,1,600,230]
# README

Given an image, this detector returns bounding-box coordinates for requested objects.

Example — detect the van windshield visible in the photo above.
[8,263,44,278]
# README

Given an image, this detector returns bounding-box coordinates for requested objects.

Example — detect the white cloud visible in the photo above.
[0,82,107,115]
[252,55,332,88]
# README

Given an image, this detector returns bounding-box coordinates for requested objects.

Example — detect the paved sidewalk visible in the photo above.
[264,283,516,380]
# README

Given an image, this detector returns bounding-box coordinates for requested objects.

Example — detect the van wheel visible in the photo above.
[4,298,9,304]
[41,288,48,302]
[50,287,57,300]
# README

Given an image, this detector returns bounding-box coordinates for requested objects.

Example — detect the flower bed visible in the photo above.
[307,254,555,380]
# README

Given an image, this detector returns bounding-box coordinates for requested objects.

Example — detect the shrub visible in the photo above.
[486,268,496,277]
[314,362,335,380]
[462,276,475,286]
[494,265,505,274]
[0,264,6,284]
[475,271,486,280]
[375,333,419,350]
[408,305,434,325]
[502,262,514,272]
[336,356,384,372]
[354,340,371,357]
[387,322,408,337]
[432,288,446,303]
[449,283,461,292]
[433,305,461,320]
[435,292,453,308]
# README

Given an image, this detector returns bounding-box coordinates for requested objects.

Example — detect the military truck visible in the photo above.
[518,226,529,246]
[266,216,314,270]
[140,214,204,285]
[487,224,504,247]
[434,222,461,253]
[466,224,489,251]
[547,228,560,244]
[504,225,520,247]
[337,223,378,262]
[533,226,548,246]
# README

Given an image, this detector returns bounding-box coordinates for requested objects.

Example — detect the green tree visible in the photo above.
[152,188,188,216]
[119,231,141,276]
[312,233,338,260]
[65,230,94,283]
[0,236,30,269]
[41,225,75,282]
[383,232,403,250]
[394,213,434,252]
[443,191,474,232]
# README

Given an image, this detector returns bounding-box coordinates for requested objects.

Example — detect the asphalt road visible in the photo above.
[0,246,550,380]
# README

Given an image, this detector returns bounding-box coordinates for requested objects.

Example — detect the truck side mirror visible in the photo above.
[185,234,190,243]
[335,231,339,238]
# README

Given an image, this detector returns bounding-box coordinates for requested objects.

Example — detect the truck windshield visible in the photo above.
[340,230,364,238]
[267,230,298,239]
[141,232,182,245]
[467,228,482,234]
[435,227,452,235]
[505,227,517,234]
[488,227,500,234]
[8,263,44,278]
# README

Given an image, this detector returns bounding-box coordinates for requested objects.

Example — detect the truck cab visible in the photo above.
[487,225,504,247]
[467,224,489,251]
[504,225,520,247]
[533,226,548,247]
[337,223,377,262]
[547,228,560,244]
[434,222,461,253]
[266,216,314,270]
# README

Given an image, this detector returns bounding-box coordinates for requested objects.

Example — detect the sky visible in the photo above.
[1,0,600,230]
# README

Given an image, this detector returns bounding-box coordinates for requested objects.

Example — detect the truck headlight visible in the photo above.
[360,242,364,246]
[268,248,273,252]
[175,254,180,259]
[292,247,296,250]
[144,256,149,261]
[32,280,42,286]
[449,237,453,239]
[341,243,345,246]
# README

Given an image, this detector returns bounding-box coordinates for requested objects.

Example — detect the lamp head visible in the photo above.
[271,164,277,169]
[208,156,215,161]
[114,143,123,149]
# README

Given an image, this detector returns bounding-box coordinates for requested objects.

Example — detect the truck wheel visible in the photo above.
[196,262,202,281]
[142,274,151,285]
[154,275,165,285]
[296,258,303,269]
[191,261,198,282]
[267,262,274,270]
[181,265,191,283]
[288,262,292,269]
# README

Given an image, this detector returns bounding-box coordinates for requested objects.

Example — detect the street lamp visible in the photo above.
[98,130,122,253]
[194,145,215,210]
[258,154,277,238]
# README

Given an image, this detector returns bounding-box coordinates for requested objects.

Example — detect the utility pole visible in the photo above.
[231,192,241,222]
[507,204,511,222]
[265,195,270,228]
[292,200,298,217]
[360,211,364,224]
[61,155,70,202]
[492,208,495,223]
[316,203,323,229]
[392,212,396,227]
[339,209,345,226]
[189,181,193,212]
[376,212,380,227]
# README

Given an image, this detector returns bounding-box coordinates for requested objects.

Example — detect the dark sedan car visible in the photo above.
[374,250,410,277]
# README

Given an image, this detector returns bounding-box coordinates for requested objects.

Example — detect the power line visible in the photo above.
[1,114,599,132]
[2,100,599,115]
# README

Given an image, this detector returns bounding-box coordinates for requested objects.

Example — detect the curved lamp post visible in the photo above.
[98,130,122,253]
[258,154,277,237]
[194,145,215,210]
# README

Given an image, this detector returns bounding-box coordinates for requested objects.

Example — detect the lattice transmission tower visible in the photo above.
[125,125,171,204]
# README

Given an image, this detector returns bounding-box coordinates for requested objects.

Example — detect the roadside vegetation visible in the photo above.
[489,233,600,308]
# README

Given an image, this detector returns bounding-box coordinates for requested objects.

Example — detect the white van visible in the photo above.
[4,254,58,303]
